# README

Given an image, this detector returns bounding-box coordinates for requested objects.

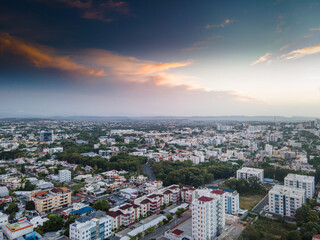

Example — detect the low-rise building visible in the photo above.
[30,187,72,215]
[236,167,264,183]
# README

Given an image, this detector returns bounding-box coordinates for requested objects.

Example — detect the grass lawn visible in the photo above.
[239,217,296,240]
[239,194,265,210]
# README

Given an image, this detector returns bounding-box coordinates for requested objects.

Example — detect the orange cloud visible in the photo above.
[280,44,320,60]
[133,61,193,75]
[250,52,271,66]
[0,33,105,76]
[45,0,130,22]
[205,19,232,29]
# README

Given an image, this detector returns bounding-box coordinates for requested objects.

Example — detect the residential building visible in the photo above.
[284,174,315,199]
[223,189,239,215]
[59,170,71,183]
[236,167,264,183]
[0,187,9,197]
[69,211,112,240]
[2,218,34,240]
[30,187,72,215]
[0,213,8,227]
[40,131,54,143]
[269,185,305,217]
[192,189,225,240]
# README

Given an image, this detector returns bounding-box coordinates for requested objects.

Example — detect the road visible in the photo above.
[142,211,191,240]
[144,162,156,181]
[252,194,268,213]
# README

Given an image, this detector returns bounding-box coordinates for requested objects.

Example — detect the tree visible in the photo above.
[5,202,19,215]
[25,201,35,210]
[286,230,301,240]
[20,165,26,174]
[166,214,173,221]
[41,214,64,233]
[92,199,110,212]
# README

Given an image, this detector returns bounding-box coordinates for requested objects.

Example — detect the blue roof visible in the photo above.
[264,178,274,183]
[223,188,235,193]
[207,185,219,190]
[71,206,95,215]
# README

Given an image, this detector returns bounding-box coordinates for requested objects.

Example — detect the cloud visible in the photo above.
[205,19,232,29]
[280,44,289,51]
[250,53,271,66]
[0,32,105,76]
[46,0,131,22]
[310,27,320,31]
[280,44,320,60]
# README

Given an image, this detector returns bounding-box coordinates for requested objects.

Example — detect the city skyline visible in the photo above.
[1,0,320,117]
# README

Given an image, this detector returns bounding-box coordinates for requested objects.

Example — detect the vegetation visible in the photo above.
[35,214,64,234]
[92,199,111,212]
[239,217,296,240]
[152,159,236,187]
[25,201,35,210]
[57,152,147,173]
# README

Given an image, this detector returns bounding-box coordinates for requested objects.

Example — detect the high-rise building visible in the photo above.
[269,185,305,217]
[59,169,71,183]
[265,144,273,156]
[192,189,225,239]
[40,131,54,143]
[236,167,264,183]
[284,174,315,199]
[223,189,240,215]
[70,211,112,240]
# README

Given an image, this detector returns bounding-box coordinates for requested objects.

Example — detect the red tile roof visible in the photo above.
[211,190,225,195]
[198,196,213,202]
[172,229,184,235]
[313,235,320,239]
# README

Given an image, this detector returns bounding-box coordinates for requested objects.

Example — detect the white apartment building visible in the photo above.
[69,211,112,240]
[284,174,315,199]
[192,189,225,240]
[269,185,305,217]
[265,144,273,156]
[59,170,71,183]
[236,167,264,183]
[0,213,8,227]
[223,190,239,215]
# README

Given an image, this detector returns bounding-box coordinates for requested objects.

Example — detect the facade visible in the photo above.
[0,187,9,197]
[223,190,239,215]
[2,218,34,240]
[192,189,225,240]
[69,211,112,240]
[59,170,71,183]
[284,174,315,199]
[40,131,54,142]
[236,167,264,183]
[269,185,305,217]
[30,187,72,215]
[0,213,8,227]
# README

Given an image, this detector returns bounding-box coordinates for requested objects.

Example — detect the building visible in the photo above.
[284,174,315,199]
[40,131,54,143]
[236,167,264,183]
[269,185,305,217]
[119,188,138,199]
[69,211,112,240]
[192,189,225,239]
[2,218,34,240]
[223,189,239,215]
[30,187,72,215]
[265,144,273,156]
[0,213,8,227]
[0,187,9,197]
[59,170,71,183]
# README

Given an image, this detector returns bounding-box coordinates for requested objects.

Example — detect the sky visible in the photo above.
[1,0,320,117]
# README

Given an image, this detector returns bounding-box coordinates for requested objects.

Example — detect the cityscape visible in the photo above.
[1,0,320,240]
